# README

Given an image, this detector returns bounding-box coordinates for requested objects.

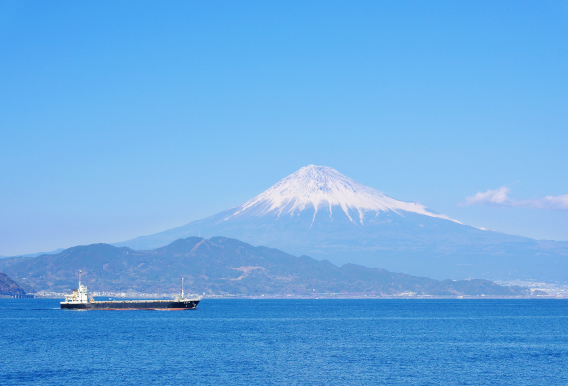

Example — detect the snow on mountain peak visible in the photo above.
[230,165,460,225]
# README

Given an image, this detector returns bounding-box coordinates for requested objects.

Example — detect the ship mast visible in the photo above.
[79,270,81,287]
[181,277,184,299]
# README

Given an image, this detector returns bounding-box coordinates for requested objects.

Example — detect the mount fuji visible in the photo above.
[116,165,568,282]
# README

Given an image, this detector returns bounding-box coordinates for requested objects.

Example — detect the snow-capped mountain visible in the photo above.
[115,165,568,283]
[228,165,459,225]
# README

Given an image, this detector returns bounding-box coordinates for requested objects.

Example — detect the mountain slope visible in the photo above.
[115,165,568,282]
[229,164,459,224]
[0,273,26,295]
[0,237,526,297]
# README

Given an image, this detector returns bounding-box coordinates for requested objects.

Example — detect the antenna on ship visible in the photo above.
[79,270,82,287]
[181,277,184,300]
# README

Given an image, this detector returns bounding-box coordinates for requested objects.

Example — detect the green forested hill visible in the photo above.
[0,272,26,295]
[0,237,527,297]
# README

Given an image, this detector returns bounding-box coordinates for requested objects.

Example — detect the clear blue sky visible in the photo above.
[1,1,567,255]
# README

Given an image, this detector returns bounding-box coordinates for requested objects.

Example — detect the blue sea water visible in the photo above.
[1,299,568,385]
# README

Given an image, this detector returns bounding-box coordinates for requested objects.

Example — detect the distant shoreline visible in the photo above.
[19,294,567,300]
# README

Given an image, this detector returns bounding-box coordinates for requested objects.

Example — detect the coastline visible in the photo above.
[23,293,567,300]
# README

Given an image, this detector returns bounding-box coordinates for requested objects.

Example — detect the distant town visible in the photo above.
[28,281,568,300]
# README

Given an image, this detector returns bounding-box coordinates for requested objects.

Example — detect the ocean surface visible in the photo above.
[1,299,567,385]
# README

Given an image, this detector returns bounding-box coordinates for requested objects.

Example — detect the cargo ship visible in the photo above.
[60,271,200,310]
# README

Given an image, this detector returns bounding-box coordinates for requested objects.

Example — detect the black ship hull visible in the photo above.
[61,299,200,310]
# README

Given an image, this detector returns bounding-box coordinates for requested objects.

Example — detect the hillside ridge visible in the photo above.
[0,237,527,297]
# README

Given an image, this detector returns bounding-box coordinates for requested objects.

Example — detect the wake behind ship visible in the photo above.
[60,272,200,310]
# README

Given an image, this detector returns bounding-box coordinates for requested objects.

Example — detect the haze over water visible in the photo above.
[2,298,568,385]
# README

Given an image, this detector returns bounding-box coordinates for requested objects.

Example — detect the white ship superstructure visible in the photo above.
[61,270,90,306]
